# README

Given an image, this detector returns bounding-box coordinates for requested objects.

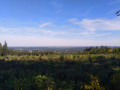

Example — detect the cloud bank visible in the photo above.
[0,17,120,46]
[69,17,120,35]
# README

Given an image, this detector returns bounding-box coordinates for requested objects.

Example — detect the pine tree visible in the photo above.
[0,43,2,56]
[2,41,8,56]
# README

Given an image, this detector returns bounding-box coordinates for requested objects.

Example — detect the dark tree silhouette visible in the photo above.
[0,43,2,56]
[2,41,8,56]
[116,10,120,16]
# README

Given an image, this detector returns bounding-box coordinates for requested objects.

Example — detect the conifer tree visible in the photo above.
[2,41,8,56]
[0,43,2,56]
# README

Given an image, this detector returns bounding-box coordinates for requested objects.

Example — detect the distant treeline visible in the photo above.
[1,41,120,56]
[8,50,55,56]
[7,46,120,56]
[83,46,119,54]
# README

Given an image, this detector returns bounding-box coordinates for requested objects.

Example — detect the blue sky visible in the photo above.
[0,0,120,46]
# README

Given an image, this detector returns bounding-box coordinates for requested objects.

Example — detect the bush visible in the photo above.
[111,73,120,90]
[84,75,105,90]
[6,77,31,90]
[38,56,42,61]
[96,55,105,62]
[35,75,53,90]
[59,55,64,62]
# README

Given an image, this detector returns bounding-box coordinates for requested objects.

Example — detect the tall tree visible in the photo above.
[2,41,8,56]
[0,43,2,56]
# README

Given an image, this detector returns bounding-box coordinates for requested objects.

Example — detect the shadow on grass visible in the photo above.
[0,59,119,90]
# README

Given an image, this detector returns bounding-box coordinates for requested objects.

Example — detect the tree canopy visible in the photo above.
[116,10,120,16]
[2,41,8,56]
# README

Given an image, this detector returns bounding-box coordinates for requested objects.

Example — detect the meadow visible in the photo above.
[0,43,120,90]
[0,49,120,90]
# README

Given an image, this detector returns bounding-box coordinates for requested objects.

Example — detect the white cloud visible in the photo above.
[39,22,51,28]
[1,18,120,46]
[0,24,66,36]
[69,17,120,35]
[0,34,120,46]
[81,18,120,30]
[41,29,66,35]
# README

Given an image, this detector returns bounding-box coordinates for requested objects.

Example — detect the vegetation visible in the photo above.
[116,10,120,16]
[0,41,120,89]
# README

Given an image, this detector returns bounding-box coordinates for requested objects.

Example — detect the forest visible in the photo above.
[0,41,120,90]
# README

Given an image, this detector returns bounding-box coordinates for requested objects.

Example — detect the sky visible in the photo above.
[0,0,120,46]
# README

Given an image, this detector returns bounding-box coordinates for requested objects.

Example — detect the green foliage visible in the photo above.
[0,55,120,89]
[0,42,120,89]
[0,43,2,56]
[113,47,120,54]
[38,56,42,61]
[59,55,64,62]
[73,55,76,59]
[2,41,8,56]
[6,77,31,90]
[96,55,105,61]
[84,75,105,90]
[88,55,94,64]
[35,75,52,90]
[84,46,111,54]
[111,73,120,90]
[116,10,120,16]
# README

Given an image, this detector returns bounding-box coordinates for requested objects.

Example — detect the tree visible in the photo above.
[113,47,119,54]
[88,55,93,64]
[0,43,2,56]
[38,55,42,61]
[2,41,8,56]
[59,55,64,62]
[116,10,120,16]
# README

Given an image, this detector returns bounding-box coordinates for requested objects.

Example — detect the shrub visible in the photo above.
[35,75,53,90]
[111,73,120,90]
[84,75,105,90]
[59,55,64,62]
[96,55,105,62]
[6,77,31,90]
[38,56,42,61]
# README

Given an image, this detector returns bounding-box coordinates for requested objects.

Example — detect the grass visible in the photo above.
[0,53,120,89]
